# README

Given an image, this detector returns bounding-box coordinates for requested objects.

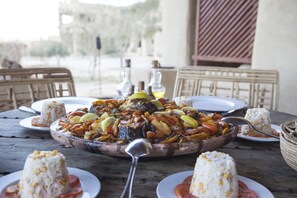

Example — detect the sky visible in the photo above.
[0,0,60,41]
[0,0,144,41]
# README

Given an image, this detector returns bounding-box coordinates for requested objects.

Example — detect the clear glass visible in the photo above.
[146,67,166,98]
[117,66,132,98]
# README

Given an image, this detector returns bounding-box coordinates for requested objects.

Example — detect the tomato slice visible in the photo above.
[238,180,248,190]
[174,175,258,198]
[1,192,18,198]
[202,122,218,135]
[182,176,193,185]
[146,131,156,139]
[106,125,113,134]
[239,188,258,198]
[157,98,167,105]
[174,184,190,198]
[60,187,83,198]
[69,175,80,188]
[183,193,196,198]
[1,183,19,198]
[5,184,18,194]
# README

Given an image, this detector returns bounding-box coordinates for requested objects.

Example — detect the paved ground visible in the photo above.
[21,55,155,98]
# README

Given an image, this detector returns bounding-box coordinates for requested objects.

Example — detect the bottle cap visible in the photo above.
[125,59,131,67]
[152,60,160,68]
[138,81,145,91]
[128,85,135,96]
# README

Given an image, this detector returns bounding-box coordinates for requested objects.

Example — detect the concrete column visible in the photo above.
[161,0,196,67]
[252,0,297,115]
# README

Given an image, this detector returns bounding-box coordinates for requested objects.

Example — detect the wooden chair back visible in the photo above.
[0,67,76,111]
[173,66,279,110]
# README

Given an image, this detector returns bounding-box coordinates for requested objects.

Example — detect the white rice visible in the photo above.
[40,100,66,127]
[190,151,239,198]
[241,108,271,134]
[19,150,70,198]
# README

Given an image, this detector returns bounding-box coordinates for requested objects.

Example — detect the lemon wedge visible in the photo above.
[180,115,198,128]
[128,91,148,99]
[79,113,99,122]
[171,109,185,115]
[152,100,163,109]
[101,117,116,132]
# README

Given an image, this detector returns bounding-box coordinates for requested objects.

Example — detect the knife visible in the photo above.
[18,106,40,115]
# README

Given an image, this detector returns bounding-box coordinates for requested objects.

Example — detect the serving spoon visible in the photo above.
[221,116,280,139]
[120,138,153,198]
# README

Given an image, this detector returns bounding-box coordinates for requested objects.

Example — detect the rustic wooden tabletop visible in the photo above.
[0,109,297,198]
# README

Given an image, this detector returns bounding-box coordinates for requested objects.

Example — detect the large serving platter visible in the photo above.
[50,121,238,157]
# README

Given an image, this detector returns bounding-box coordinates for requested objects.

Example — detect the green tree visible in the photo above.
[30,45,47,58]
[46,42,69,66]
[59,0,161,56]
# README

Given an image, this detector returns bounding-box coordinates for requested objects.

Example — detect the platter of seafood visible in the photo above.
[50,92,238,157]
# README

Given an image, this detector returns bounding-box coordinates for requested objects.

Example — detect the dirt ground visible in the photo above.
[21,55,154,98]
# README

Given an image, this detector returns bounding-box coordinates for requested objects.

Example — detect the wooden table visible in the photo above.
[0,109,297,198]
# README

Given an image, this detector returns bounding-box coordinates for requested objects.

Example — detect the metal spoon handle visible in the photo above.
[222,116,280,139]
[120,158,136,198]
[128,157,139,198]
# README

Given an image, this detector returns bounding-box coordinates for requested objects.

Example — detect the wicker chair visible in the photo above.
[0,67,76,111]
[173,66,279,110]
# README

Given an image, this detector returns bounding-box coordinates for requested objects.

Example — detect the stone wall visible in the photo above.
[252,0,297,115]
[161,0,196,67]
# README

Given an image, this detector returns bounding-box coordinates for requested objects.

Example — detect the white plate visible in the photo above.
[31,97,97,113]
[237,124,280,142]
[189,96,246,112]
[19,116,49,131]
[0,167,100,198]
[156,170,274,198]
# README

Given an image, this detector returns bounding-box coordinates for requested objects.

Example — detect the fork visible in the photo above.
[221,116,280,139]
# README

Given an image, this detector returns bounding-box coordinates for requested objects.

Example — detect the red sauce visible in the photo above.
[0,175,82,198]
[31,117,47,127]
[246,129,279,138]
[174,175,258,198]
[239,126,279,138]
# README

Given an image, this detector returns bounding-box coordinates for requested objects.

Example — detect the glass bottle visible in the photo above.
[116,59,133,98]
[145,60,166,98]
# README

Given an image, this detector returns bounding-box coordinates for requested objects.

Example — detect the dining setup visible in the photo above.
[1,0,297,197]
[1,63,297,198]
